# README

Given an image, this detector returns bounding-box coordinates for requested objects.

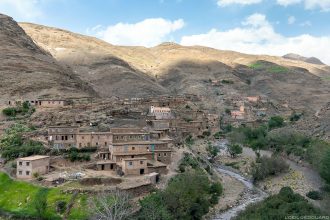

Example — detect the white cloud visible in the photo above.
[217,0,262,6]
[288,16,296,24]
[91,18,185,47]
[180,13,330,65]
[0,0,44,20]
[300,21,312,26]
[277,0,330,11]
[277,0,302,6]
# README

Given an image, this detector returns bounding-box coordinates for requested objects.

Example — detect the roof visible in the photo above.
[96,160,116,165]
[49,126,79,128]
[112,152,152,156]
[18,155,50,161]
[122,157,147,161]
[112,141,168,146]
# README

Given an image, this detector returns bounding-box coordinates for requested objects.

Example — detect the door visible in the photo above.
[101,165,105,170]
[140,169,145,175]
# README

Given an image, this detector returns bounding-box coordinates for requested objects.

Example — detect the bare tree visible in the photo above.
[90,190,133,220]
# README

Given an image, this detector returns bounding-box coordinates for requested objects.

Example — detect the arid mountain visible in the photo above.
[0,14,97,101]
[283,53,325,65]
[18,21,330,139]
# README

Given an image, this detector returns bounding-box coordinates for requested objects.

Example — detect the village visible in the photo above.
[0,93,276,193]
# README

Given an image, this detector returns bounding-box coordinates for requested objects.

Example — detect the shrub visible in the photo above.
[306,191,323,200]
[202,131,211,137]
[235,187,323,220]
[320,149,330,184]
[207,144,219,159]
[209,182,223,196]
[222,79,234,84]
[185,135,194,146]
[268,116,284,130]
[225,108,231,115]
[33,172,40,178]
[227,144,242,158]
[290,112,302,122]
[55,200,67,214]
[2,107,17,117]
[251,156,289,182]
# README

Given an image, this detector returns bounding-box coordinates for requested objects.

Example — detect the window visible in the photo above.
[132,147,135,150]
[105,142,107,146]
[18,171,22,175]
[26,162,30,166]
[96,142,98,146]
[158,153,161,157]
[82,136,84,139]
[26,171,30,175]
[19,162,22,166]
[140,161,144,164]
[146,147,149,150]
[128,162,133,166]
[164,153,167,157]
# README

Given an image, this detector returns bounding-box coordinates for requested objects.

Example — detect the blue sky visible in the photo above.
[1,0,330,64]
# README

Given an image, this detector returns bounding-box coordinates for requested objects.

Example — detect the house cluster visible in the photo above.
[47,124,172,176]
[7,99,68,108]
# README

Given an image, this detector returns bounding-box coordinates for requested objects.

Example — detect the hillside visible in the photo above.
[18,22,330,139]
[283,53,325,65]
[0,14,97,101]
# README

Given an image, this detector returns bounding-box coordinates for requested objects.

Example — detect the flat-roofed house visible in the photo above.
[48,126,79,149]
[76,132,112,149]
[17,155,50,179]
[149,106,173,120]
[121,157,147,175]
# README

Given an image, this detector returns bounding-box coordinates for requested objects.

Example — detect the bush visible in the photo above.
[235,187,324,220]
[2,107,17,117]
[225,108,231,115]
[222,79,234,84]
[290,112,302,122]
[179,153,199,172]
[138,171,219,220]
[268,116,284,130]
[207,143,219,159]
[227,144,242,158]
[0,124,45,160]
[202,131,211,137]
[306,191,323,200]
[185,135,194,146]
[251,156,289,182]
[55,200,67,214]
[320,149,330,184]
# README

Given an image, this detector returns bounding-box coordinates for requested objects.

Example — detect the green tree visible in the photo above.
[268,116,284,130]
[320,149,330,184]
[138,192,172,220]
[227,144,242,158]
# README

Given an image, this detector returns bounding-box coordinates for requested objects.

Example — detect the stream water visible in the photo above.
[212,140,268,220]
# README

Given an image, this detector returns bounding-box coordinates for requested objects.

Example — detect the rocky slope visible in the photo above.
[0,15,328,137]
[283,53,325,65]
[0,14,97,101]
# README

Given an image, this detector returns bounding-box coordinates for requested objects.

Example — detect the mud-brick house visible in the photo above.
[17,155,50,179]
[246,96,261,103]
[35,99,68,107]
[48,126,79,149]
[149,106,173,120]
[111,128,150,143]
[76,132,112,149]
[121,157,148,175]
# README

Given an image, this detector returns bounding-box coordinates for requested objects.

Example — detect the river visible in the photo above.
[212,139,324,220]
[212,140,268,220]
